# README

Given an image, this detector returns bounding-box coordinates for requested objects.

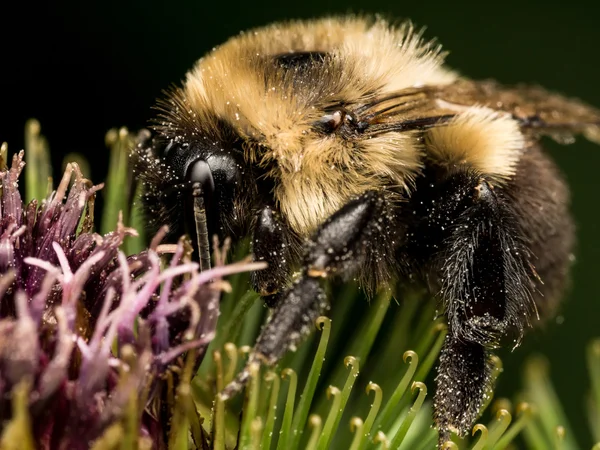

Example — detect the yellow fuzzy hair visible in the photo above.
[425,107,525,180]
[180,17,458,234]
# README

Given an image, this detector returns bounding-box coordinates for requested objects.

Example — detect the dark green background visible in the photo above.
[2,0,599,446]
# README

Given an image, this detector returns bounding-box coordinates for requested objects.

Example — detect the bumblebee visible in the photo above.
[133,17,600,445]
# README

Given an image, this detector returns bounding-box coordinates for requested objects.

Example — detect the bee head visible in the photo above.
[134,132,249,265]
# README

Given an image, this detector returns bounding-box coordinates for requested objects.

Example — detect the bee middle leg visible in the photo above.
[222,190,398,398]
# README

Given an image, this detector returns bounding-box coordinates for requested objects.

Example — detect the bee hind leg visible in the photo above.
[221,190,397,399]
[408,169,535,446]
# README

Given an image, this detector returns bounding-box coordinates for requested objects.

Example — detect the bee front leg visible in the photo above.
[250,205,301,307]
[222,190,396,399]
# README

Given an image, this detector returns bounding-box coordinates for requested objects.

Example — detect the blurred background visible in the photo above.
[2,0,599,446]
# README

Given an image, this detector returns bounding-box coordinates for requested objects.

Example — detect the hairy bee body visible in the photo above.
[135,17,599,446]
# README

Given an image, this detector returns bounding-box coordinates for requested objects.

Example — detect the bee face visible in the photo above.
[134,16,599,446]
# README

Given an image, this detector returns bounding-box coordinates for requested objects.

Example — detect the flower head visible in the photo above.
[0,150,264,448]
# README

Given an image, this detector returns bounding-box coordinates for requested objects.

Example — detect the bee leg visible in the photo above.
[222,191,393,399]
[434,336,493,445]
[409,170,535,445]
[250,205,299,308]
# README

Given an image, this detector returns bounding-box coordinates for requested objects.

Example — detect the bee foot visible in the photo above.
[220,364,253,401]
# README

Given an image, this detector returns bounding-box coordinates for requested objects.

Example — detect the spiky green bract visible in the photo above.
[196,279,452,449]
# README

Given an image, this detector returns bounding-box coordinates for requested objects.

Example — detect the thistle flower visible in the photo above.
[0,148,264,448]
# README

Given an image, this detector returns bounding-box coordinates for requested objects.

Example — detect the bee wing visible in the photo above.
[430,80,600,143]
[362,80,600,144]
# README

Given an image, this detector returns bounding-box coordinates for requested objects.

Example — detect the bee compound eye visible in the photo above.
[185,159,215,199]
[182,152,242,245]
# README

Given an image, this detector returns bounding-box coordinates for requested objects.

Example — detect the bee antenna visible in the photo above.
[192,183,212,272]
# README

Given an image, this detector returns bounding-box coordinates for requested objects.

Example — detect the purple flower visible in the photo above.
[0,151,265,448]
